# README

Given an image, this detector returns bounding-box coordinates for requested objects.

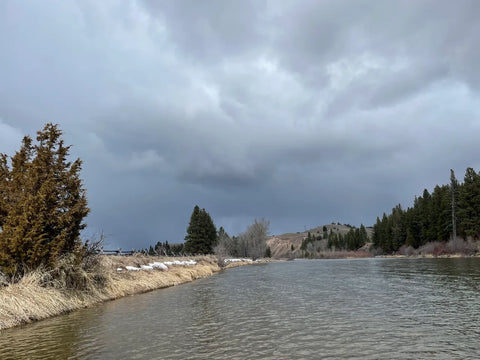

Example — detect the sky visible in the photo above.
[1,0,480,249]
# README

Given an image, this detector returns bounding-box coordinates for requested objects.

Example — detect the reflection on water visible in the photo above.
[2,258,480,359]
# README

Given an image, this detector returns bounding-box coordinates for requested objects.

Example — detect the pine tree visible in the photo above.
[458,168,480,238]
[390,205,405,251]
[359,224,368,247]
[0,124,89,275]
[0,153,10,228]
[184,205,217,254]
[372,217,381,249]
[165,241,171,255]
[264,246,272,258]
[431,185,450,241]
[148,245,155,255]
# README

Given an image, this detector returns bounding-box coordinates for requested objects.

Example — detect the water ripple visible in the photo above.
[2,258,480,359]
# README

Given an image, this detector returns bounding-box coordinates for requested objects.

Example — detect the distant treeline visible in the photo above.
[373,168,480,253]
[327,225,369,250]
[137,241,185,256]
[140,207,270,260]
[299,224,369,258]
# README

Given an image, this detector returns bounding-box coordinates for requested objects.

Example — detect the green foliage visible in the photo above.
[153,240,172,256]
[0,124,89,276]
[184,205,217,254]
[373,167,480,253]
[148,245,155,255]
[301,231,316,251]
[139,241,184,256]
[326,224,369,251]
[458,167,480,238]
[264,246,272,258]
[169,243,184,255]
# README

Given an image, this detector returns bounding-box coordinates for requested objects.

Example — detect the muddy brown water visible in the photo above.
[1,258,480,359]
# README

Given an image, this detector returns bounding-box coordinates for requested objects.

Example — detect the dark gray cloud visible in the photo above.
[140,0,269,63]
[1,1,480,249]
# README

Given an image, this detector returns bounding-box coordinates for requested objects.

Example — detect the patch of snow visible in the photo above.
[224,258,253,263]
[164,260,197,266]
[122,259,198,271]
[125,266,141,271]
[149,262,168,270]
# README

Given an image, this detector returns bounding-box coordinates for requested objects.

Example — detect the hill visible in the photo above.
[267,223,373,258]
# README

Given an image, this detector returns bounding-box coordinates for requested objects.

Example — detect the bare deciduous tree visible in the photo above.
[239,218,270,260]
[215,219,270,260]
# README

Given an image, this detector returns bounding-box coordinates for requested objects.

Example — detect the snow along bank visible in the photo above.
[223,258,253,263]
[118,260,197,272]
[118,259,261,272]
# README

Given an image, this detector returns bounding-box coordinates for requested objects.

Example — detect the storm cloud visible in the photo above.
[1,1,480,249]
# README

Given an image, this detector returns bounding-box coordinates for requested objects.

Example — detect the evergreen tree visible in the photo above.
[170,243,184,255]
[337,232,345,249]
[390,205,405,251]
[184,205,217,254]
[164,240,171,255]
[359,224,368,247]
[0,154,10,228]
[215,226,241,257]
[327,229,338,249]
[372,167,480,254]
[458,168,480,238]
[264,246,272,258]
[0,124,89,275]
[406,198,422,248]
[431,185,451,241]
[372,217,381,248]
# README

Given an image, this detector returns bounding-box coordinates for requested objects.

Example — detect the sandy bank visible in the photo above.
[0,255,256,331]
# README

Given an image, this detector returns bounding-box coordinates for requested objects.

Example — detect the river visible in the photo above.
[1,258,480,359]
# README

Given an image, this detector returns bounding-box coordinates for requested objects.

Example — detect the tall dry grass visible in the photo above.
[0,255,221,330]
[303,250,371,259]
[397,238,479,257]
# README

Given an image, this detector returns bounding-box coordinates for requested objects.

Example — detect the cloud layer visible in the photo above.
[1,0,480,248]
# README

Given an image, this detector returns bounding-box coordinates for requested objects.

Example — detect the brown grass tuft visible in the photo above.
[0,255,223,330]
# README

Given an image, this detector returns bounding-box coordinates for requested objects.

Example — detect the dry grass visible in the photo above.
[394,239,480,258]
[0,271,86,330]
[0,255,222,331]
[316,250,371,259]
[223,259,272,269]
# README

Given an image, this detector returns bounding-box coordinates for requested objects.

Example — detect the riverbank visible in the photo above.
[290,250,480,260]
[0,255,257,331]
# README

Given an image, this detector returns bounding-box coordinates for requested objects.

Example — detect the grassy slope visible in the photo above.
[267,224,373,258]
[0,255,252,331]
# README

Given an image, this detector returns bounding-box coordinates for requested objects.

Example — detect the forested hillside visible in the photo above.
[373,168,480,253]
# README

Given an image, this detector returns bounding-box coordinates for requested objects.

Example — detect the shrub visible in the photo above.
[398,245,416,256]
[0,124,89,277]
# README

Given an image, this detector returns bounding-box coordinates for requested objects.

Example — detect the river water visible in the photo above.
[2,258,480,359]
